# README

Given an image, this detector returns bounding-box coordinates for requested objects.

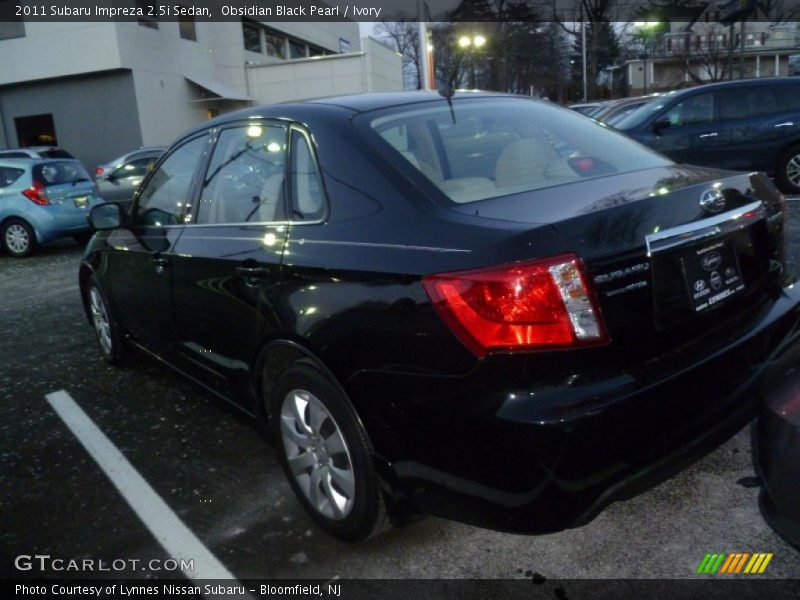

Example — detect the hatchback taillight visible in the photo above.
[422,254,609,357]
[21,180,49,206]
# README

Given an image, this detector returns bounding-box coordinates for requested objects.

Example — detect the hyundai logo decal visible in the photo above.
[700,189,726,213]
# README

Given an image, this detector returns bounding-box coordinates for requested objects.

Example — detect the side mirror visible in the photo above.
[89,203,122,230]
[652,119,671,135]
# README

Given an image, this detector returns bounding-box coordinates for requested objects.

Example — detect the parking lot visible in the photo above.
[2,203,800,583]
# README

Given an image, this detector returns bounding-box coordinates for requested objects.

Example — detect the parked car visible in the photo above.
[615,77,800,193]
[756,357,800,549]
[0,146,75,159]
[94,146,166,177]
[592,95,655,125]
[95,147,164,209]
[80,92,799,541]
[568,101,607,116]
[0,158,104,257]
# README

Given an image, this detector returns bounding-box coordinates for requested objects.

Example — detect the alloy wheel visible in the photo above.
[786,154,800,187]
[280,389,356,520]
[89,287,113,356]
[5,224,30,255]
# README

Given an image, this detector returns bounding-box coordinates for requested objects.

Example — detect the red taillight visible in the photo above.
[422,254,609,357]
[95,167,104,175]
[21,180,49,206]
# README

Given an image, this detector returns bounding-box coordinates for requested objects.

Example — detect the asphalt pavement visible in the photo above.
[2,205,800,582]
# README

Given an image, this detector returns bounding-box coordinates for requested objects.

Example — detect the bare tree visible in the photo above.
[550,0,622,98]
[672,22,732,83]
[375,20,422,90]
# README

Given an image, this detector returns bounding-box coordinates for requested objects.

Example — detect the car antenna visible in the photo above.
[438,52,465,124]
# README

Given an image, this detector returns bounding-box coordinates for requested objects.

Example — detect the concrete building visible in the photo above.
[0,19,402,170]
[623,2,799,96]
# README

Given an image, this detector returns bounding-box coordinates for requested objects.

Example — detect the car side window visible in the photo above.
[196,124,288,225]
[663,93,715,127]
[290,129,326,221]
[0,166,24,187]
[113,157,153,179]
[719,86,781,120]
[135,135,207,227]
[776,83,800,111]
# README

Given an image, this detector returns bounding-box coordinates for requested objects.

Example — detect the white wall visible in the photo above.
[0,22,122,86]
[246,38,402,104]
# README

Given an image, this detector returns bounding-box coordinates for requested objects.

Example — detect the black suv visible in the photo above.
[616,77,800,194]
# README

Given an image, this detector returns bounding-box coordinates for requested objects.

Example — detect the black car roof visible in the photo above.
[669,76,799,97]
[181,91,522,139]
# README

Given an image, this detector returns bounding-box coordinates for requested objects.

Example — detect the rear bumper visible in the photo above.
[29,205,94,243]
[349,284,800,534]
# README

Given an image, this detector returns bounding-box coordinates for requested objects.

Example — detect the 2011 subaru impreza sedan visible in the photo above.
[79,92,800,541]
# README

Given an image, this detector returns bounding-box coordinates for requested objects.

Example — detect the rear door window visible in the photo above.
[718,85,782,120]
[196,123,287,225]
[775,83,800,111]
[0,166,24,187]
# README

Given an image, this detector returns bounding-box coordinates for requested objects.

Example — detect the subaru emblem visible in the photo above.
[700,189,726,214]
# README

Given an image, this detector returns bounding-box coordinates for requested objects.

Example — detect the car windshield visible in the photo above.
[33,161,92,186]
[614,92,681,130]
[366,97,671,204]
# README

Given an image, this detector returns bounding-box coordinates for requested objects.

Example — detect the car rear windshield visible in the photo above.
[33,161,92,187]
[366,97,671,204]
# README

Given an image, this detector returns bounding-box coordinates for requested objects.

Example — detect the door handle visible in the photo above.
[236,264,273,278]
[774,122,795,128]
[152,255,169,274]
[698,132,718,138]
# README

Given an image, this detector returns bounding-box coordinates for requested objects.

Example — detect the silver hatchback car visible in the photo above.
[0,159,104,257]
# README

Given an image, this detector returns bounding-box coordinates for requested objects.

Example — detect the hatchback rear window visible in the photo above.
[0,166,24,188]
[366,98,670,204]
[33,161,92,187]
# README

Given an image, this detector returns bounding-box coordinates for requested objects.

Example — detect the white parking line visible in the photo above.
[45,389,243,589]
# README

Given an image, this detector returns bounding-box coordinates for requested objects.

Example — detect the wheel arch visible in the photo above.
[251,337,350,426]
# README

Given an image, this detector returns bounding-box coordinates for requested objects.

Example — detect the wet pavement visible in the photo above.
[2,206,800,581]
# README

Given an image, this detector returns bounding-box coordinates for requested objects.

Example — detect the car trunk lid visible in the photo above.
[450,165,787,364]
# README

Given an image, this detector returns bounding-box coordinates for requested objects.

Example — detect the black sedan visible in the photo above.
[80,92,800,541]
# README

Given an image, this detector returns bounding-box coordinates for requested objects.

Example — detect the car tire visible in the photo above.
[270,359,389,541]
[775,144,800,195]
[1,218,37,258]
[73,232,94,246]
[87,277,124,365]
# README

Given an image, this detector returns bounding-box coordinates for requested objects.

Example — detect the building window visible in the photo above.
[243,21,262,53]
[178,10,196,41]
[136,1,159,29]
[0,18,25,41]
[265,32,285,58]
[309,46,326,57]
[15,114,57,147]
[289,40,306,59]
